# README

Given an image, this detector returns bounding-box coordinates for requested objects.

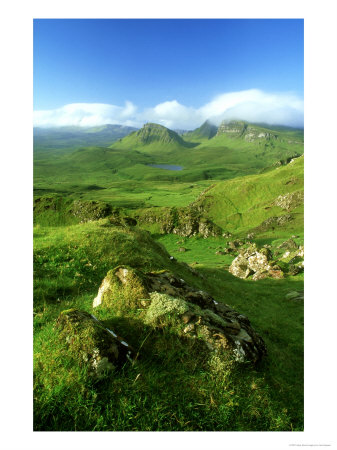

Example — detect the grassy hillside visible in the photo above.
[192,155,304,237]
[33,119,304,431]
[183,120,218,142]
[34,221,303,431]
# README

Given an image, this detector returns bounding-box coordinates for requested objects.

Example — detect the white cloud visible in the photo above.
[33,89,304,129]
[33,101,139,128]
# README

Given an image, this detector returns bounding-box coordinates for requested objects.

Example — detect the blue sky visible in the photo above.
[33,19,304,128]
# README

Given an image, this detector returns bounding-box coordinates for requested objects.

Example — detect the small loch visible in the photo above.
[147,164,183,171]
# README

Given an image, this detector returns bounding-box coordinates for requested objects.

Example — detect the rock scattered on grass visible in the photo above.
[56,309,134,378]
[285,291,304,301]
[229,243,284,280]
[93,267,267,364]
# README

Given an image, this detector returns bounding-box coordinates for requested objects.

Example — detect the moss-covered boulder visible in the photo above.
[71,200,112,222]
[93,268,267,364]
[144,292,266,364]
[56,309,134,378]
[93,265,149,310]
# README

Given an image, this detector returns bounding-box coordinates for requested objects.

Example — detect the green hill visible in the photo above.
[128,155,303,240]
[183,120,218,141]
[34,219,304,431]
[33,118,304,432]
[110,122,194,152]
[34,121,304,208]
[193,154,304,237]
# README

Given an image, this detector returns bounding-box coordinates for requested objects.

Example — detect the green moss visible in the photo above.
[101,266,149,311]
[144,292,190,326]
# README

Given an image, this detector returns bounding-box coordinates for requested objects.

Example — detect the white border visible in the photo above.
[1,1,337,449]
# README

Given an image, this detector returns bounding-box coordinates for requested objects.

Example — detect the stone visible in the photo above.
[228,255,253,279]
[278,239,298,250]
[252,271,269,281]
[268,269,284,279]
[93,276,112,308]
[252,214,293,233]
[247,252,271,272]
[93,265,148,309]
[94,267,267,364]
[71,200,112,223]
[179,247,187,252]
[288,262,304,276]
[272,191,304,211]
[229,243,284,280]
[144,292,266,364]
[285,291,303,301]
[56,309,134,378]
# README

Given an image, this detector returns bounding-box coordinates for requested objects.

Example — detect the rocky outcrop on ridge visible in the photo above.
[272,191,304,211]
[216,120,278,142]
[250,214,294,233]
[71,200,112,223]
[139,206,221,238]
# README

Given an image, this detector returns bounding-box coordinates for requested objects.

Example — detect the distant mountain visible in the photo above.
[184,120,218,140]
[111,123,193,150]
[215,120,303,143]
[174,129,190,135]
[34,124,138,150]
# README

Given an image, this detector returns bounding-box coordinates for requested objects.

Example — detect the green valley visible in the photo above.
[33,119,304,431]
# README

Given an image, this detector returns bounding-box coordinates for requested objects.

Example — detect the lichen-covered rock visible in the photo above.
[93,265,148,309]
[144,292,266,364]
[139,206,221,238]
[56,309,134,378]
[278,239,298,250]
[198,219,222,238]
[228,240,242,249]
[93,268,267,364]
[268,269,284,279]
[288,261,304,276]
[71,200,112,223]
[251,270,269,281]
[229,243,283,280]
[273,191,304,211]
[228,255,253,279]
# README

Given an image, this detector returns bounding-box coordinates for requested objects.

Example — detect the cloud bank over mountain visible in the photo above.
[34,89,304,129]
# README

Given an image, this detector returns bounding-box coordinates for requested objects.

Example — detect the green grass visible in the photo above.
[34,221,303,431]
[33,121,304,431]
[191,155,304,236]
[34,122,303,204]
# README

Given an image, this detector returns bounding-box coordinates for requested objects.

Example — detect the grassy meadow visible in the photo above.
[33,121,304,431]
